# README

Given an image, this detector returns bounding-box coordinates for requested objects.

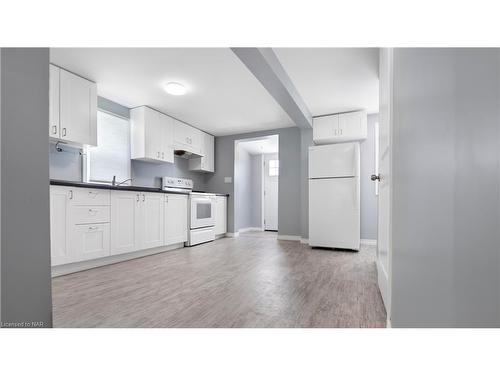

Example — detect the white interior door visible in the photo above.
[377,48,393,321]
[264,153,279,231]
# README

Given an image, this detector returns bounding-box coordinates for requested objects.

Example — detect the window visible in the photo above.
[85,111,131,184]
[269,159,279,176]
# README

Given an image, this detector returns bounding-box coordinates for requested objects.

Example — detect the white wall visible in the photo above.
[391,48,500,327]
[234,143,254,230]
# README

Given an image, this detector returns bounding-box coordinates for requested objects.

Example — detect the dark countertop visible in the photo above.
[50,179,229,196]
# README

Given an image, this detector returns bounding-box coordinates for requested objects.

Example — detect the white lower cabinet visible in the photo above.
[110,191,164,255]
[51,186,219,268]
[215,195,227,235]
[50,186,72,266]
[50,186,111,266]
[110,191,140,255]
[72,223,110,262]
[164,194,188,245]
[139,192,165,250]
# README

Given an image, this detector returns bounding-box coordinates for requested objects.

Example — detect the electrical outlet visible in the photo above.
[224,177,232,184]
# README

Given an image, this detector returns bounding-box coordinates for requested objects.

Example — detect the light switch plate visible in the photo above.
[224,177,232,184]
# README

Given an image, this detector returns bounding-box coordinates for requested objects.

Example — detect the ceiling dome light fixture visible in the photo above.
[164,82,187,96]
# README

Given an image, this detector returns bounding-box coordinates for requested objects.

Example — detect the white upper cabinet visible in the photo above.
[131,106,174,163]
[49,65,97,146]
[159,113,174,163]
[49,64,60,138]
[173,120,204,156]
[189,132,215,173]
[313,114,339,142]
[313,110,367,144]
[338,111,367,140]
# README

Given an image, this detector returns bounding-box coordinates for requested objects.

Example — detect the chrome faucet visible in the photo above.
[112,175,132,186]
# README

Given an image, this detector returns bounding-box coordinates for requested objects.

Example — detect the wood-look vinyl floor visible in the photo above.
[52,231,386,328]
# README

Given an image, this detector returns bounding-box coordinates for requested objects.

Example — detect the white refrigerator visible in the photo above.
[308,142,360,250]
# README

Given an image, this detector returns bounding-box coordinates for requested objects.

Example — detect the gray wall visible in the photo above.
[234,145,253,230]
[49,97,209,191]
[1,48,52,327]
[131,159,208,190]
[49,143,82,181]
[234,149,264,231]
[391,48,500,327]
[299,117,378,240]
[207,126,301,236]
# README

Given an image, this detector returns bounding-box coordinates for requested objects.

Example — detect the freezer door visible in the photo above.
[309,143,359,179]
[308,177,360,250]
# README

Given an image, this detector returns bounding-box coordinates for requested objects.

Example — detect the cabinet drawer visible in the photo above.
[72,206,110,224]
[72,223,110,262]
[71,187,110,206]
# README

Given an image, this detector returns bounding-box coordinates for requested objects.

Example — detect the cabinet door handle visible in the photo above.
[88,226,98,231]
[62,128,67,137]
[68,190,73,200]
[52,125,57,134]
[340,129,343,135]
[136,194,140,202]
[142,193,145,202]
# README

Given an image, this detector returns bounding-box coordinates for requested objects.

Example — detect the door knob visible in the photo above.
[371,174,380,181]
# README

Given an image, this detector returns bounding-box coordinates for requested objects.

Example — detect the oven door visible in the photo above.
[190,195,215,229]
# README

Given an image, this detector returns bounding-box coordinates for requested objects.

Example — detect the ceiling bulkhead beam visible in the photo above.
[231,47,312,129]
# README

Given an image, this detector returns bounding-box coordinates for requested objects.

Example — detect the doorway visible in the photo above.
[233,135,279,234]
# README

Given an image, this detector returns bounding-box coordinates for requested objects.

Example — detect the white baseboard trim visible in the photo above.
[52,242,185,277]
[226,232,239,238]
[215,234,227,240]
[300,238,309,244]
[238,227,264,233]
[360,239,377,246]
[277,235,301,241]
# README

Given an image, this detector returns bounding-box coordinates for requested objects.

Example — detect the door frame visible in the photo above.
[377,47,394,326]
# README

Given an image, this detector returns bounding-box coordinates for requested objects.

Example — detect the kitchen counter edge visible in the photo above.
[50,180,229,196]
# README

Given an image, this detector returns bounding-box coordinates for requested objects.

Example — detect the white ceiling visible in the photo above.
[50,48,293,136]
[274,48,379,116]
[237,135,279,155]
[50,48,379,136]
